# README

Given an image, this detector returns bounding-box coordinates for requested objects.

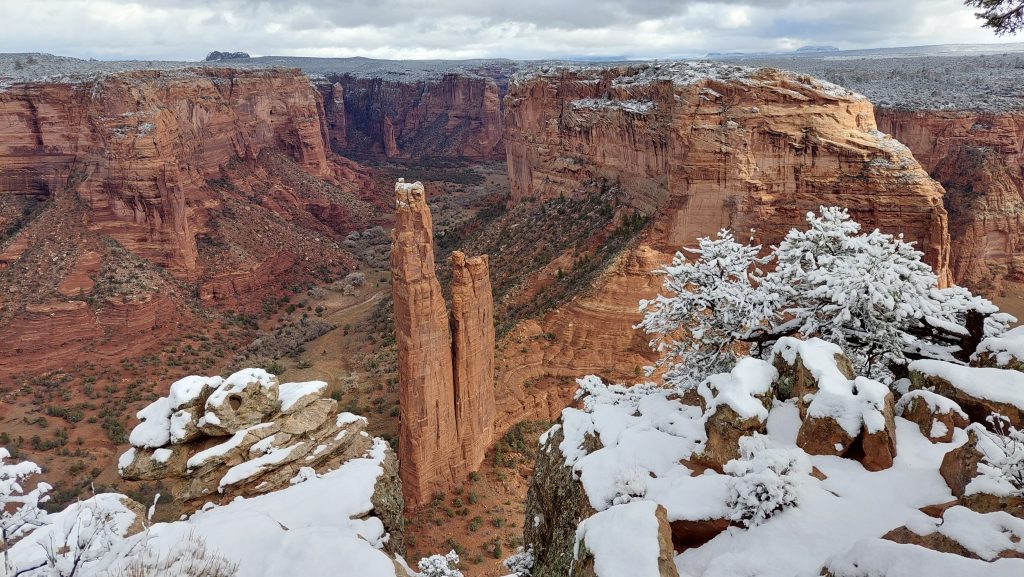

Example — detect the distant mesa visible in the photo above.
[205,50,251,61]
[795,45,840,53]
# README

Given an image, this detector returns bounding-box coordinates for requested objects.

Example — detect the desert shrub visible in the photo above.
[724,434,810,527]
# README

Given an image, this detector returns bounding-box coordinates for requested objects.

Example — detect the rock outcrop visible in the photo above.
[118,369,405,553]
[876,109,1024,293]
[896,390,969,444]
[504,62,952,285]
[909,359,1024,428]
[390,180,496,508]
[319,73,503,160]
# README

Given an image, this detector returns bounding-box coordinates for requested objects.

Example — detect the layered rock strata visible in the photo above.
[0,67,333,277]
[450,251,496,466]
[503,62,953,285]
[390,180,496,508]
[320,73,503,159]
[876,109,1024,293]
[0,67,377,377]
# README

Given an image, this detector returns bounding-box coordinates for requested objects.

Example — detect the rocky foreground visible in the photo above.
[524,333,1024,577]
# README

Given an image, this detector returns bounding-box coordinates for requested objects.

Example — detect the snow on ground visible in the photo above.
[675,410,959,577]
[561,363,1024,577]
[116,439,397,577]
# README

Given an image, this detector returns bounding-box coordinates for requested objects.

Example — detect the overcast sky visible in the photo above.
[0,0,1010,61]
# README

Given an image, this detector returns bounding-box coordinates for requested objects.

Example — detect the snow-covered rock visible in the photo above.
[974,325,1024,371]
[909,359,1024,427]
[8,440,408,577]
[773,338,898,470]
[525,347,1017,577]
[896,390,969,443]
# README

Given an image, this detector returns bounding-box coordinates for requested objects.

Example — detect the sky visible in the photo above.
[0,0,1012,61]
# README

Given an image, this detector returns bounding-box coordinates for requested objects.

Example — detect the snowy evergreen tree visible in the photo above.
[638,230,776,389]
[641,207,1013,385]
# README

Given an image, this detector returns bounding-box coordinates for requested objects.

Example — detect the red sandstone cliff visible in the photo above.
[0,68,380,377]
[504,63,952,285]
[876,109,1024,294]
[493,62,958,432]
[391,181,496,508]
[320,73,503,160]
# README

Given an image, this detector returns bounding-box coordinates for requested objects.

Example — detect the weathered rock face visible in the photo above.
[450,251,496,467]
[504,63,952,285]
[876,109,1024,292]
[0,67,378,378]
[494,244,666,433]
[523,426,599,577]
[320,73,503,159]
[390,180,497,508]
[0,68,332,277]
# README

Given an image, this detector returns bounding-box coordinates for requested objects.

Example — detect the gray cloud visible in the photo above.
[0,0,1002,61]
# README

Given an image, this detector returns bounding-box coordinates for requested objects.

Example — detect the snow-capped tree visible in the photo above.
[503,547,534,577]
[975,414,1024,495]
[417,550,463,577]
[640,207,1012,385]
[638,230,776,388]
[1,448,50,576]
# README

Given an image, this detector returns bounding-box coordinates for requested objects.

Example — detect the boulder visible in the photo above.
[695,357,777,470]
[795,414,856,458]
[860,389,898,472]
[200,369,280,435]
[277,381,328,415]
[908,360,1024,429]
[884,505,1024,560]
[771,337,855,419]
[940,424,1024,516]
[698,404,768,471]
[773,339,898,470]
[279,398,337,435]
[118,445,189,480]
[973,326,1024,372]
[896,390,969,443]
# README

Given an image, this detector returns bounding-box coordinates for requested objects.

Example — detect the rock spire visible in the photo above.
[390,179,496,508]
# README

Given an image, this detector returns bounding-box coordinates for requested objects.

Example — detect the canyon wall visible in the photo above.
[319,73,503,160]
[876,109,1024,293]
[0,67,374,376]
[493,62,960,432]
[0,67,333,277]
[504,63,952,284]
[391,181,496,509]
